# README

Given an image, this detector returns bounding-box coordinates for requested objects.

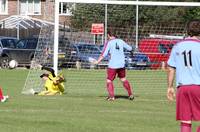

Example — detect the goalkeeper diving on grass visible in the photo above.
[38,66,65,95]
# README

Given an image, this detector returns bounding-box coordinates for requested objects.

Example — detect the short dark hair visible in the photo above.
[107,29,115,37]
[187,19,200,37]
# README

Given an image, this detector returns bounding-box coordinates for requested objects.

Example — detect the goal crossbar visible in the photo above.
[58,0,200,7]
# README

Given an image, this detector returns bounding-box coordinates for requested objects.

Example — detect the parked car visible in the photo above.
[139,36,181,69]
[0,36,71,68]
[13,37,38,67]
[0,36,19,68]
[98,44,150,70]
[124,49,150,70]
[68,43,108,69]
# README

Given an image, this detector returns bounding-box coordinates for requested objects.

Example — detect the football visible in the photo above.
[9,60,18,69]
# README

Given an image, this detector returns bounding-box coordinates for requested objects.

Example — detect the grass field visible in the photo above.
[0,69,198,132]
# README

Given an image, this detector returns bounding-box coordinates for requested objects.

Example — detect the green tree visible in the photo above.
[70,1,200,30]
[70,4,105,31]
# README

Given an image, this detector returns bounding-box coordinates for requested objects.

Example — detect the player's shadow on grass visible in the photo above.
[115,95,139,100]
[99,94,138,100]
[115,95,130,99]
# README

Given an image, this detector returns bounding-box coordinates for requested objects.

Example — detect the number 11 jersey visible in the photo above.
[168,38,200,87]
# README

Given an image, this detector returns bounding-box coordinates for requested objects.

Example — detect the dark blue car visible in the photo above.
[124,50,150,70]
[99,45,150,70]
[69,43,108,69]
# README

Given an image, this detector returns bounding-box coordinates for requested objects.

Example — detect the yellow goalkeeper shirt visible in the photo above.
[44,74,64,94]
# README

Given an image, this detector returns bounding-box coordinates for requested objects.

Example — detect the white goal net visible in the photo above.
[22,0,200,98]
[22,0,56,94]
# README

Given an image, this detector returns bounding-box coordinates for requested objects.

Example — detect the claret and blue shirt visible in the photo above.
[101,38,132,69]
[167,38,200,87]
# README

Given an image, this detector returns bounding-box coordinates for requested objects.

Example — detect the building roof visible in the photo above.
[0,15,54,29]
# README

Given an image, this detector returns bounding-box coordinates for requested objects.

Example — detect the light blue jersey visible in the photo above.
[102,38,132,69]
[167,39,200,87]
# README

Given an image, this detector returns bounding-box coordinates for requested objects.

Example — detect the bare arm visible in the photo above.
[93,55,104,65]
[167,66,176,101]
[167,66,175,88]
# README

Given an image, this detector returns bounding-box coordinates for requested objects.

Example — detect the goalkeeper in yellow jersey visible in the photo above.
[38,66,65,95]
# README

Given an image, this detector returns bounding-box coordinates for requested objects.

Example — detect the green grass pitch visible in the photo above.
[0,69,198,132]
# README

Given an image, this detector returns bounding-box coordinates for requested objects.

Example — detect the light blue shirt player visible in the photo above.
[102,38,132,69]
[167,39,200,87]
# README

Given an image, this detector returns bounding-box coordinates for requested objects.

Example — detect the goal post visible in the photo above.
[54,0,60,75]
